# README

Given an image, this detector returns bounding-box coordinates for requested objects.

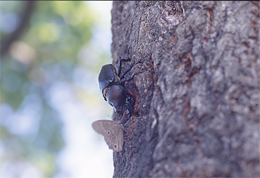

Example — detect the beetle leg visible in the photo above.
[126,94,135,113]
[120,61,143,81]
[120,63,134,80]
[118,57,131,78]
[119,72,141,83]
[119,94,135,124]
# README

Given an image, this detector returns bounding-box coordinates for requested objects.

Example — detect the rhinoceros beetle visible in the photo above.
[98,58,137,124]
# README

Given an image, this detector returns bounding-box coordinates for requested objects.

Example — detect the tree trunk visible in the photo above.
[111,1,260,177]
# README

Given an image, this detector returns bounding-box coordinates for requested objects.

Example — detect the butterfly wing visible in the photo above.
[103,124,123,152]
[92,120,123,152]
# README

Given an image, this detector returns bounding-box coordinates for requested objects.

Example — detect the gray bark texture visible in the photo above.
[110,1,260,178]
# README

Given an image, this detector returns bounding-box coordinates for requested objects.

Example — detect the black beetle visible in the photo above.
[98,58,136,124]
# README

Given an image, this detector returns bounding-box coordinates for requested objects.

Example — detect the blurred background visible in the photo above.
[0,1,114,178]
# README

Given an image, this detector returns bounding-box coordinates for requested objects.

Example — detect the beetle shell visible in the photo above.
[105,85,126,114]
[98,64,119,93]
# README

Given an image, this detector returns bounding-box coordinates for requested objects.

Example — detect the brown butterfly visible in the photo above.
[92,120,123,152]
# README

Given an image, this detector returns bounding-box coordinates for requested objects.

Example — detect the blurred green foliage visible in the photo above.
[0,1,105,177]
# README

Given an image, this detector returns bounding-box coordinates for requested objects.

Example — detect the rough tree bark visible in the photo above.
[110,1,259,178]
